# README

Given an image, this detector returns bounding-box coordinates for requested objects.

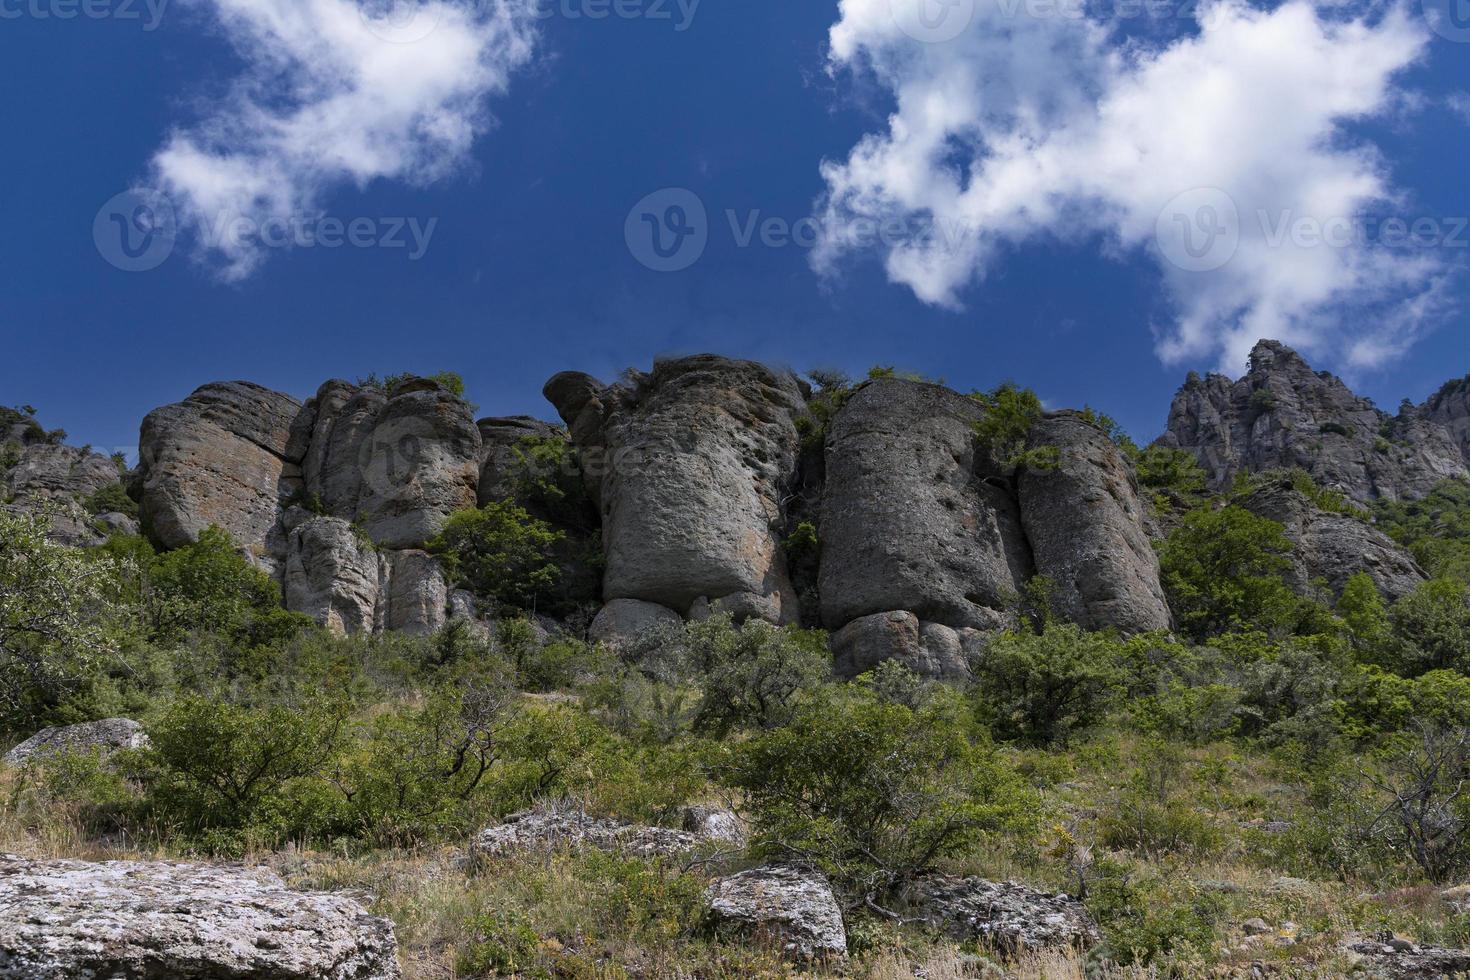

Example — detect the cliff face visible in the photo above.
[1159,341,1469,503]
[5,340,1465,676]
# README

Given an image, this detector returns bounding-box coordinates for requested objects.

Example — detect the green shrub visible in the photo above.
[1157,505,1305,641]
[969,381,1050,471]
[84,483,138,519]
[971,623,1127,746]
[1088,868,1225,967]
[140,696,346,849]
[1371,479,1470,584]
[456,909,547,977]
[1390,578,1470,675]
[428,502,564,611]
[720,690,1035,896]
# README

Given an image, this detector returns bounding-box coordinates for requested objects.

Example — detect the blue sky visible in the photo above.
[1,0,1467,458]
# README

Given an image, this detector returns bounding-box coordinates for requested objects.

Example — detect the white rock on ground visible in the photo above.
[3,719,149,767]
[898,875,1100,953]
[471,804,711,860]
[704,865,847,960]
[0,856,401,979]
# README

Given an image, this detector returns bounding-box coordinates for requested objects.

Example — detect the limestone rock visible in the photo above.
[1425,376,1470,466]
[1,434,129,547]
[4,719,149,767]
[299,379,481,550]
[1020,413,1172,634]
[704,866,847,960]
[544,356,806,623]
[820,379,1030,635]
[470,804,712,859]
[477,416,561,506]
[0,856,400,979]
[136,381,303,551]
[1238,477,1427,602]
[898,875,1099,953]
[283,517,446,636]
[589,598,682,648]
[284,517,381,635]
[1343,931,1470,978]
[680,804,747,847]
[830,610,978,680]
[1160,341,1468,503]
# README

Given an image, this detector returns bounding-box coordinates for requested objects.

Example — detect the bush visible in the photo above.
[971,623,1127,746]
[0,510,130,728]
[1390,578,1470,675]
[84,482,138,519]
[1088,869,1224,967]
[1157,505,1304,641]
[140,696,346,849]
[632,614,831,739]
[429,502,564,611]
[969,381,1051,471]
[719,690,1035,897]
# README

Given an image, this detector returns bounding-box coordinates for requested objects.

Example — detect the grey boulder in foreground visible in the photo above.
[3,719,148,767]
[0,856,401,979]
[704,865,848,960]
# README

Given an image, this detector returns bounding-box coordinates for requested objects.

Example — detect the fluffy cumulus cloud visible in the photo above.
[815,0,1450,372]
[150,0,538,280]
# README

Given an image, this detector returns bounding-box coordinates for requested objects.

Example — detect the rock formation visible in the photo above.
[471,803,731,860]
[1238,477,1427,602]
[282,517,447,636]
[1,408,132,548]
[1425,375,1470,464]
[136,381,304,556]
[544,355,806,626]
[0,856,401,979]
[1020,412,1173,633]
[3,719,149,767]
[704,866,847,960]
[1160,340,1468,503]
[898,875,1100,953]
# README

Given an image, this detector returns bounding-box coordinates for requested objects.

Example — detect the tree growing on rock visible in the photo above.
[428,502,564,612]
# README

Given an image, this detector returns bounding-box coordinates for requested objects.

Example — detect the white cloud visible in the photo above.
[816,0,1448,372]
[1450,91,1470,123]
[150,0,538,280]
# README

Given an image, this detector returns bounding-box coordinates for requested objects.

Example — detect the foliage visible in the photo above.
[971,623,1127,746]
[0,510,129,729]
[357,370,468,398]
[429,502,564,611]
[968,381,1052,471]
[719,689,1035,897]
[795,370,856,452]
[1131,445,1208,501]
[1373,479,1470,583]
[1156,505,1305,641]
[1389,578,1470,675]
[507,435,595,533]
[84,482,138,519]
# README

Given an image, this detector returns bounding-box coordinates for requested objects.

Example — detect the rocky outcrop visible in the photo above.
[545,356,806,625]
[0,856,401,979]
[1239,478,1427,602]
[136,382,304,554]
[1,414,130,548]
[819,379,1030,635]
[283,517,446,636]
[1160,341,1468,503]
[830,610,982,681]
[704,866,847,960]
[898,875,1099,953]
[589,598,682,648]
[471,804,718,859]
[297,379,480,550]
[1020,413,1173,634]
[1425,376,1470,465]
[3,719,148,767]
[477,416,560,505]
[1343,931,1470,978]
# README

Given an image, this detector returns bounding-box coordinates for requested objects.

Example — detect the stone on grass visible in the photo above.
[704,866,847,960]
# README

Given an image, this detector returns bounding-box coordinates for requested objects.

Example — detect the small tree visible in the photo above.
[1391,578,1470,675]
[1157,505,1302,641]
[972,623,1127,746]
[1363,725,1470,884]
[429,502,564,611]
[0,510,128,727]
[720,691,1035,902]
